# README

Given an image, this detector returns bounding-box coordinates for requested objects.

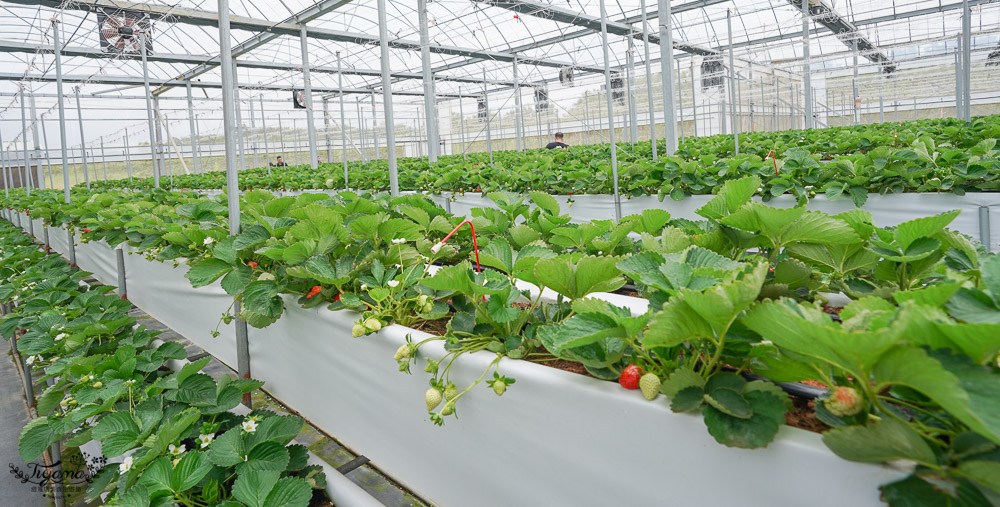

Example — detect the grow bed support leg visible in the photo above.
[235,300,252,408]
[68,228,76,267]
[116,247,127,300]
[980,206,992,253]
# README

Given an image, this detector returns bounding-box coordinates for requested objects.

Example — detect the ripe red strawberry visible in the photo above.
[247,261,258,269]
[619,364,642,390]
[306,285,322,299]
[83,228,90,233]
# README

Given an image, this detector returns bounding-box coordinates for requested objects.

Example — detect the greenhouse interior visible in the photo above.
[0,0,999,505]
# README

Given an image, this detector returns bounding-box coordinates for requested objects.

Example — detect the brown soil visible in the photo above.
[800,379,829,390]
[414,318,449,336]
[533,358,594,377]
[784,396,830,434]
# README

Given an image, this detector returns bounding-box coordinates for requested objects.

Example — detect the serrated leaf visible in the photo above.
[822,418,937,465]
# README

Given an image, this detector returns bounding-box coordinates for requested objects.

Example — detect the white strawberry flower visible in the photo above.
[125,379,136,386]
[387,280,400,288]
[168,443,186,455]
[198,433,215,448]
[119,456,133,474]
[25,355,37,365]
[391,238,405,244]
[360,284,368,290]
[203,236,215,245]
[55,333,67,342]
[242,419,259,433]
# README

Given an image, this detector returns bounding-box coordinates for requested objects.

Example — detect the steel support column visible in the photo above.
[28,88,44,189]
[216,0,251,407]
[20,87,33,195]
[337,52,348,185]
[232,63,247,172]
[641,0,657,160]
[802,0,813,129]
[962,0,972,121]
[727,10,739,155]
[124,128,133,183]
[323,98,332,163]
[418,0,438,162]
[260,97,271,176]
[657,0,677,155]
[599,0,621,221]
[100,137,107,181]
[513,54,523,153]
[140,31,159,187]
[852,39,860,125]
[187,81,200,174]
[626,34,638,144]
[483,69,494,164]
[300,24,319,170]
[376,0,399,195]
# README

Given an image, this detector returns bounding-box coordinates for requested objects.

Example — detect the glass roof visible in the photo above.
[0,0,997,152]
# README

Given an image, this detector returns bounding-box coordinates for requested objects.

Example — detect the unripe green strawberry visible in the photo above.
[393,344,411,361]
[492,381,506,396]
[364,318,382,332]
[417,295,429,306]
[425,388,443,411]
[441,400,455,416]
[92,381,103,389]
[422,303,434,313]
[351,323,366,337]
[639,373,660,401]
[443,383,459,401]
[825,386,864,417]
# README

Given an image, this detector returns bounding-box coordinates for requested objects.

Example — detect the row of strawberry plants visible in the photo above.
[0,220,328,506]
[86,116,1000,207]
[5,180,1000,504]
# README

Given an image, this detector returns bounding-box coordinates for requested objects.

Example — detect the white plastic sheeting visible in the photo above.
[122,247,240,370]
[247,301,905,507]
[73,237,120,287]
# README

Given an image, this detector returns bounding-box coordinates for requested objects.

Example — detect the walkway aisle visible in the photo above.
[1,348,47,507]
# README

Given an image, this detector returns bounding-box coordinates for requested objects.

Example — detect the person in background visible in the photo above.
[545,132,569,149]
[270,156,288,167]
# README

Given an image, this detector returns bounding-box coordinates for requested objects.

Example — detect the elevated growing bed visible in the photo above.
[8,212,911,507]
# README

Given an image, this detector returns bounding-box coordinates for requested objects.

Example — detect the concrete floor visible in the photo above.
[1,345,48,507]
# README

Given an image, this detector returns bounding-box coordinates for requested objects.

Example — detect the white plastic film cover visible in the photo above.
[247,299,904,507]
[73,239,120,287]
[122,248,239,369]
[48,224,71,256]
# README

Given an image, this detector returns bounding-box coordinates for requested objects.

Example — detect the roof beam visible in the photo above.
[471,0,717,56]
[721,0,988,62]
[0,72,478,98]
[427,0,726,78]
[786,0,892,65]
[154,0,354,94]
[0,40,514,86]
[4,0,582,91]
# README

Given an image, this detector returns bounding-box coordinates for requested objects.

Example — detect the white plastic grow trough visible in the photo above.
[25,222,910,507]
